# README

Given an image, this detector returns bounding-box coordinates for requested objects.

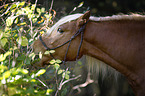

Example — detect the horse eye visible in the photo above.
[57,28,64,33]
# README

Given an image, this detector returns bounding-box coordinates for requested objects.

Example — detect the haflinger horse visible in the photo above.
[33,11,145,96]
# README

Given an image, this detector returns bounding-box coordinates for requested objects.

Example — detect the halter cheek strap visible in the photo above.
[39,21,89,64]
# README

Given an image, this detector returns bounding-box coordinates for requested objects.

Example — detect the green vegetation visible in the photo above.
[0,1,76,95]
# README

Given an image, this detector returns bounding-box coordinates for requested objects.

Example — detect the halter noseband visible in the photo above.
[39,21,88,64]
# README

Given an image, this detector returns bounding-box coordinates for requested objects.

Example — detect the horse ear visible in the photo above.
[77,11,90,27]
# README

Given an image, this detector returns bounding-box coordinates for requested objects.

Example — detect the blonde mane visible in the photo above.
[46,13,145,36]
[90,14,145,21]
[85,55,120,80]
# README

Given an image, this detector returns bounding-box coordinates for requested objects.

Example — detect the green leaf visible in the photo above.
[41,8,45,13]
[0,51,11,62]
[32,18,37,23]
[10,4,17,9]
[28,14,34,19]
[16,9,24,15]
[29,53,35,60]
[0,65,7,73]
[31,4,36,11]
[49,59,56,64]
[35,69,46,76]
[65,74,69,80]
[77,61,82,65]
[11,69,19,75]
[17,36,28,46]
[62,71,70,80]
[44,50,55,55]
[36,8,41,14]
[49,50,55,53]
[21,69,28,74]
[56,59,62,64]
[3,71,10,79]
[44,14,50,19]
[66,71,70,74]
[6,16,17,26]
[58,69,64,74]
[31,79,36,82]
[0,38,8,47]
[78,2,84,7]
[17,54,26,61]
[0,54,6,62]
[4,4,8,9]
[46,89,53,95]
[29,52,35,57]
[15,75,22,80]
[2,32,11,37]
[7,77,14,83]
[0,51,12,62]
[19,22,26,25]
[25,57,31,65]
[14,17,18,24]
[31,73,35,78]
[18,1,25,7]
[53,64,60,70]
[4,51,12,57]
[44,51,50,55]
[39,52,42,59]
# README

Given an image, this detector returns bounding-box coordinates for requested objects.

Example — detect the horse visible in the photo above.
[33,11,145,96]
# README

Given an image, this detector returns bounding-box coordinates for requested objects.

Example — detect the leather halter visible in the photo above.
[39,21,88,64]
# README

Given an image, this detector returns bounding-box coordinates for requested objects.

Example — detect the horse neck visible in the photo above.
[82,20,145,95]
[83,20,145,76]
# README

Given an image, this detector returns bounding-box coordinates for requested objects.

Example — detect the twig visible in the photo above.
[55,67,69,96]
[0,5,12,17]
[29,0,38,36]
[0,17,6,27]
[36,78,49,89]
[55,69,59,93]
[49,0,54,14]
[59,68,69,88]
[72,72,94,93]
[58,75,81,90]
[33,0,38,14]
[69,2,84,14]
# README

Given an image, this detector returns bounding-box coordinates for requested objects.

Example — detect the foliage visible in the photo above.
[0,1,83,96]
[0,1,54,95]
[0,1,53,96]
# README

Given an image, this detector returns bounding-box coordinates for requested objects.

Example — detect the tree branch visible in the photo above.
[58,75,81,90]
[72,72,94,93]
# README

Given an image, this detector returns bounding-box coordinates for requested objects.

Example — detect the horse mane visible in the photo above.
[85,55,120,80]
[46,13,145,36]
[90,14,145,22]
[65,55,120,80]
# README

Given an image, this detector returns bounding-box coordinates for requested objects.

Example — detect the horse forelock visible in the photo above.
[46,14,83,36]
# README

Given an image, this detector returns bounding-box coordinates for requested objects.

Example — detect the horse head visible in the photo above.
[33,11,90,66]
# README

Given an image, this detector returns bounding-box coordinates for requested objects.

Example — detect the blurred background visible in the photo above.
[35,0,145,17]
[2,0,145,17]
